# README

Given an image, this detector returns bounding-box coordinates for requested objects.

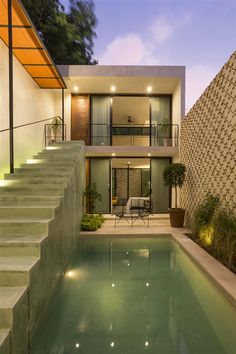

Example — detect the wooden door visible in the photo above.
[71,95,90,144]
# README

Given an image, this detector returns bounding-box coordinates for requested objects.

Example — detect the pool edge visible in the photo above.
[171,230,236,309]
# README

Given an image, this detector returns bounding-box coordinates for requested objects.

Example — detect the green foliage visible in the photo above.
[193,193,219,236]
[21,0,98,64]
[163,163,186,208]
[84,184,102,213]
[81,214,104,231]
[212,209,236,270]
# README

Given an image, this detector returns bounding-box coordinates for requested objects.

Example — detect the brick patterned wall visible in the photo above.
[180,51,236,226]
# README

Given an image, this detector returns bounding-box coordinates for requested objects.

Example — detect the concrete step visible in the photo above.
[0,219,50,235]
[0,329,10,354]
[0,287,28,354]
[0,196,61,207]
[0,234,47,257]
[3,176,68,186]
[13,167,73,175]
[0,185,64,196]
[0,206,55,219]
[0,257,39,286]
[20,163,74,169]
[23,159,74,166]
[34,152,79,159]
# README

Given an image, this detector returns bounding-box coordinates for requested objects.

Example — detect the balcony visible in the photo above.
[88,124,179,147]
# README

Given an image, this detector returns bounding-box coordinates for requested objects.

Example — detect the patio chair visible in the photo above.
[113,198,130,227]
[130,198,151,227]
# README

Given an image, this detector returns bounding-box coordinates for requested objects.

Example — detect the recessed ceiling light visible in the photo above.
[112,153,116,156]
[74,86,79,92]
[148,153,151,157]
[111,85,116,92]
[147,86,152,92]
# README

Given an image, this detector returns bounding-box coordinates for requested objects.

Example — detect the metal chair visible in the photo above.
[130,198,151,227]
[113,198,130,227]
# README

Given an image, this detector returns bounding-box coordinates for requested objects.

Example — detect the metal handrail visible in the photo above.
[0,115,62,133]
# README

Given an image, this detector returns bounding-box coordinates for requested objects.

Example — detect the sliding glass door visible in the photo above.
[90,158,110,213]
[91,96,111,145]
[151,158,170,213]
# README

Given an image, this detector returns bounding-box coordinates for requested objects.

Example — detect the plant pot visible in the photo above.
[169,208,185,227]
[163,138,172,146]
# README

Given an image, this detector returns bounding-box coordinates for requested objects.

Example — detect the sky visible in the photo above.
[62,0,236,112]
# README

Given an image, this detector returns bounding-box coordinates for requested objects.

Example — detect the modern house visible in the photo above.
[0,1,236,354]
[55,64,185,214]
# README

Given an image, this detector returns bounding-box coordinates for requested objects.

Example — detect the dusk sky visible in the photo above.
[62,0,236,112]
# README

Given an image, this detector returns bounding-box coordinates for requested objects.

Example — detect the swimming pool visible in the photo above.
[31,236,236,354]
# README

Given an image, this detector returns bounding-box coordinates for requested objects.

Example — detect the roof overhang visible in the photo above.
[0,0,66,89]
[58,65,185,95]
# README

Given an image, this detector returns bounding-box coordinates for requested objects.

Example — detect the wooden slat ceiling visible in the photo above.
[0,0,66,89]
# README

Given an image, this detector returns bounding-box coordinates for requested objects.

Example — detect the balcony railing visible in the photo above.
[88,123,179,147]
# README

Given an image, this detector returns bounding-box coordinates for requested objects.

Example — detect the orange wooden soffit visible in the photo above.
[0,0,66,89]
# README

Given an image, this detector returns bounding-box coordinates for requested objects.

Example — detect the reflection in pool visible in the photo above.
[31,237,236,354]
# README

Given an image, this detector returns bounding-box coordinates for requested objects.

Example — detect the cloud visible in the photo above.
[149,15,174,43]
[186,65,217,113]
[98,33,159,65]
[149,13,192,44]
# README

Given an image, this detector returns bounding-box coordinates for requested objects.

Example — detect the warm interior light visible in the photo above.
[111,85,116,92]
[74,86,79,92]
[147,86,152,92]
[148,153,151,157]
[112,153,116,156]
[0,180,15,187]
[66,270,75,278]
[46,146,60,150]
[26,159,42,164]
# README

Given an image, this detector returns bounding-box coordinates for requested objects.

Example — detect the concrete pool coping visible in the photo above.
[80,226,236,309]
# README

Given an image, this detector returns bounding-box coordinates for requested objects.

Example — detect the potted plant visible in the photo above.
[163,162,186,227]
[84,184,102,213]
[51,116,62,142]
[160,118,172,146]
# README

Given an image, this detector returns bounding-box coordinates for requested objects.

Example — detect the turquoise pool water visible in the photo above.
[31,237,236,354]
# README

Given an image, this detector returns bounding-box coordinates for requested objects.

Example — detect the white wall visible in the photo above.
[0,39,56,178]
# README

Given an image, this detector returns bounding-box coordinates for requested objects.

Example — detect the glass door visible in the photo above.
[151,158,170,213]
[90,158,110,213]
[91,96,111,145]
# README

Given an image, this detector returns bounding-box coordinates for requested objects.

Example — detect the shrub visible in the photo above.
[212,209,236,270]
[193,193,219,236]
[81,214,104,231]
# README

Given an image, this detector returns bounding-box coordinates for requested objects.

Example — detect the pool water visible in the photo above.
[31,237,236,354]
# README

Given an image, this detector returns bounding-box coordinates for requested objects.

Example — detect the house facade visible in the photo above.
[56,64,185,213]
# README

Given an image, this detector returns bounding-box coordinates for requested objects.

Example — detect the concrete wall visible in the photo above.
[180,51,236,226]
[0,39,56,177]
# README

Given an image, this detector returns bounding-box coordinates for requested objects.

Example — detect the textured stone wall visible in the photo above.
[180,51,236,226]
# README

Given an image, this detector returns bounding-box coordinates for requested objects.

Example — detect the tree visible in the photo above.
[21,0,98,65]
[163,163,186,209]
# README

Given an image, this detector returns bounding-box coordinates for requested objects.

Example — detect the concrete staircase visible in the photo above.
[0,142,84,354]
